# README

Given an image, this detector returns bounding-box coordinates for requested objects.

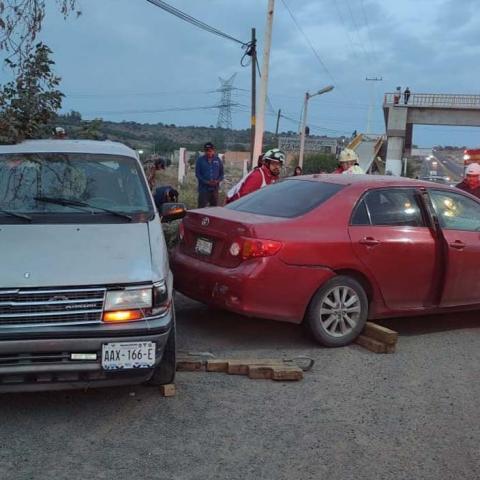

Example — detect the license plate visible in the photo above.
[196,237,213,256]
[102,342,156,370]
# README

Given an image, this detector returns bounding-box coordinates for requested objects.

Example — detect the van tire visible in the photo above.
[306,275,368,347]
[148,307,176,386]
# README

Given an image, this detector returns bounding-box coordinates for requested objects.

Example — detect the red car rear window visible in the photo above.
[226,179,344,218]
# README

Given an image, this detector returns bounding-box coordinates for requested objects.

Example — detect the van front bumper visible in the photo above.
[0,311,172,393]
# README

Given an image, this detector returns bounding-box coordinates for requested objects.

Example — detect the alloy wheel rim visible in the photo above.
[319,286,361,337]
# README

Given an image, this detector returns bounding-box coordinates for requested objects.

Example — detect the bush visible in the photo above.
[291,153,337,174]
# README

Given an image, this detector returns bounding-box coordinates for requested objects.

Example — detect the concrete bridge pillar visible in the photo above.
[385,106,408,175]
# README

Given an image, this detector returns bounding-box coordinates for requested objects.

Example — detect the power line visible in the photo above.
[84,103,245,116]
[331,0,362,67]
[280,0,337,85]
[146,0,248,46]
[359,0,380,68]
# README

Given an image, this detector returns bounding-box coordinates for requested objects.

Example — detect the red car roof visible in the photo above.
[295,174,452,189]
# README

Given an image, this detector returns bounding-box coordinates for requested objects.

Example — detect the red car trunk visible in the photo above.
[179,207,286,268]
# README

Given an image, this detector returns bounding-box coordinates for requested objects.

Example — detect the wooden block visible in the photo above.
[356,334,389,354]
[176,360,204,371]
[247,365,303,381]
[386,343,396,354]
[206,359,229,373]
[271,366,303,381]
[363,322,398,345]
[248,366,274,379]
[160,384,176,397]
[227,359,282,375]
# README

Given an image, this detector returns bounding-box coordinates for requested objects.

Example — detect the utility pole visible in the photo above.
[366,77,382,134]
[298,85,334,169]
[275,109,281,139]
[252,0,275,163]
[299,93,309,169]
[249,28,257,169]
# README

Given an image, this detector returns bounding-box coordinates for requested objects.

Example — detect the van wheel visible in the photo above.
[306,276,368,347]
[148,308,176,386]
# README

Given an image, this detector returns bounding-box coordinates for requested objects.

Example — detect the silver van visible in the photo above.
[0,139,185,392]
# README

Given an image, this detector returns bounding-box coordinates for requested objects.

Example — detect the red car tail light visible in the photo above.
[229,237,283,260]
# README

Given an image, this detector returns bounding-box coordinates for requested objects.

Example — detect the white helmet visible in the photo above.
[263,148,285,164]
[466,163,480,175]
[339,148,359,163]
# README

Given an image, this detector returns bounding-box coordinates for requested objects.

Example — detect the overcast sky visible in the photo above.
[3,0,480,146]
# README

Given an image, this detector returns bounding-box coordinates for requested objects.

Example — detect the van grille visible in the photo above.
[0,287,105,327]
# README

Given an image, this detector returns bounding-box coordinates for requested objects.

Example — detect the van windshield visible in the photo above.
[0,153,153,222]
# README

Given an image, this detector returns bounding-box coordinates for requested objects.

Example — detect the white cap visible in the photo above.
[339,148,359,163]
[466,163,480,175]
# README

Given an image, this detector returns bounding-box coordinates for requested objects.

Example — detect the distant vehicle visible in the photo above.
[172,175,480,347]
[0,139,186,392]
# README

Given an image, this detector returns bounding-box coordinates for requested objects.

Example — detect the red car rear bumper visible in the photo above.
[171,249,335,323]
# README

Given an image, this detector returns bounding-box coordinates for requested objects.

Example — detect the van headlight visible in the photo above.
[105,288,152,311]
[103,283,169,323]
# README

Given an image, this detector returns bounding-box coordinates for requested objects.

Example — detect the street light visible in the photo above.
[299,85,334,168]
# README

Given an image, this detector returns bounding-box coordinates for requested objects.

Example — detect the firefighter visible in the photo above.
[456,163,480,199]
[226,148,284,203]
[333,149,364,174]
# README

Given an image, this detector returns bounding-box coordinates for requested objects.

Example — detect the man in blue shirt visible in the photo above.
[195,142,224,208]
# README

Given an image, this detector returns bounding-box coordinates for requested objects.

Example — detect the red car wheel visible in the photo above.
[306,275,368,347]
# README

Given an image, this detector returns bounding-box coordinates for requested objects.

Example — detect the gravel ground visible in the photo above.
[0,294,479,480]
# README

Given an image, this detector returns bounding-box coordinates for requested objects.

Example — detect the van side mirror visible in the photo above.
[160,203,186,223]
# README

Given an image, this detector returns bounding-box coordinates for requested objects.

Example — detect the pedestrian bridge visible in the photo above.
[383,92,480,175]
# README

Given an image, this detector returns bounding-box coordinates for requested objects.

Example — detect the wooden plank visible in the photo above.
[248,366,274,380]
[206,359,229,373]
[356,335,389,354]
[247,365,303,381]
[271,366,303,381]
[227,359,283,375]
[176,360,204,371]
[160,384,176,397]
[363,322,398,345]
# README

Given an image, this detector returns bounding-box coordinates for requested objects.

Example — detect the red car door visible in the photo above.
[348,188,439,310]
[429,189,480,306]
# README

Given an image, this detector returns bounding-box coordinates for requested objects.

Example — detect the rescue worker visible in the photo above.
[456,163,480,198]
[333,148,364,174]
[228,148,284,202]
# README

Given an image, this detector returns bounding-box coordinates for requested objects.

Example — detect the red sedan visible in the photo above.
[171,175,480,346]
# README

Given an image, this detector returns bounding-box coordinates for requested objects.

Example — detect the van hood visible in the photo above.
[0,223,153,288]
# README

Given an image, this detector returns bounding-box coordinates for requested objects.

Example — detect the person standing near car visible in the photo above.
[227,148,284,202]
[333,148,364,174]
[195,142,224,208]
[456,163,480,199]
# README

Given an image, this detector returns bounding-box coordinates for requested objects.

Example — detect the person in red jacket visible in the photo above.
[236,148,285,199]
[456,162,480,199]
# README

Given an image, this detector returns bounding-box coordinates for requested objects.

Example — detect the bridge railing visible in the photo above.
[384,93,480,109]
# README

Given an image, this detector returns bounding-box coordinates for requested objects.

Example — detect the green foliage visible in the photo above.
[77,118,105,140]
[0,42,64,144]
[153,136,178,153]
[293,153,337,174]
[0,1,80,57]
